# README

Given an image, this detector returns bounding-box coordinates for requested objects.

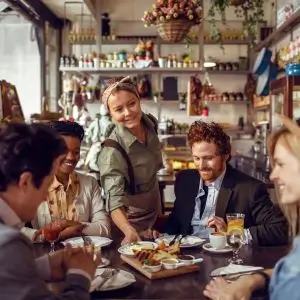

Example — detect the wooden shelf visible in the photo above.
[59,67,249,75]
[69,36,250,46]
[255,9,300,52]
[205,101,250,105]
[101,38,250,46]
[70,40,96,45]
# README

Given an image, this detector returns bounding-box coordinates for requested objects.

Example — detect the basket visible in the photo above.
[156,19,193,42]
[229,0,246,6]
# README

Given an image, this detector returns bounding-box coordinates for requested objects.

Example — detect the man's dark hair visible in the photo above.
[49,121,84,142]
[0,123,67,192]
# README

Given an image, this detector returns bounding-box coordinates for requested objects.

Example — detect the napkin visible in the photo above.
[211,264,263,277]
[89,270,136,292]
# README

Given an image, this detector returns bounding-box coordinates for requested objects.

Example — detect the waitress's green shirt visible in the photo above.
[98,114,163,212]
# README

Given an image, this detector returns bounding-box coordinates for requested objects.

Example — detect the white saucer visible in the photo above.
[202,242,233,253]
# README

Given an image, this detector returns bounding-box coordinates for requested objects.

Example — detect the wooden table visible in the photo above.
[33,241,290,300]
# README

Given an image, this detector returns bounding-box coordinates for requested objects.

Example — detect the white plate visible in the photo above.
[90,268,136,292]
[155,235,205,248]
[202,242,233,253]
[118,241,158,256]
[97,257,110,268]
[62,236,113,249]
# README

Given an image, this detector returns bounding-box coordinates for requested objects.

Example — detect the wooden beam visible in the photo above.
[3,0,42,27]
[255,10,300,52]
[23,0,64,29]
[84,0,96,19]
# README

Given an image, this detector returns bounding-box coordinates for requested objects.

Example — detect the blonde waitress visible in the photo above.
[98,77,163,245]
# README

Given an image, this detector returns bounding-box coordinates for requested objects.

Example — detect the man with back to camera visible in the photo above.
[165,121,288,246]
[0,123,100,300]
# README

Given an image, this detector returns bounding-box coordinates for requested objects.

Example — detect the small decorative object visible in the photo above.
[238,116,244,130]
[0,80,24,123]
[158,57,166,68]
[207,0,264,47]
[202,105,209,116]
[101,12,111,37]
[113,52,118,61]
[118,50,127,61]
[244,73,256,103]
[86,86,93,101]
[222,92,230,102]
[142,0,203,42]
[179,92,187,110]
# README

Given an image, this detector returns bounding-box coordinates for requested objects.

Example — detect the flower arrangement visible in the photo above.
[142,0,203,27]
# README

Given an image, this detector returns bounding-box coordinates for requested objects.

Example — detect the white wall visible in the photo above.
[0,14,41,118]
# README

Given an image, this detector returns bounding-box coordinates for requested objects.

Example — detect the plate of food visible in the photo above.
[62,236,113,251]
[120,240,202,278]
[155,235,205,248]
[118,241,158,257]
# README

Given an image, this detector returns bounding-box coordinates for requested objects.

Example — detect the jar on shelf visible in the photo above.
[225,63,233,71]
[100,60,105,68]
[218,63,225,71]
[232,62,239,71]
[194,61,200,68]
[113,52,118,61]
[107,53,113,61]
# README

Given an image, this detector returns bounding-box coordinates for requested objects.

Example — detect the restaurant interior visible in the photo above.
[0,0,298,299]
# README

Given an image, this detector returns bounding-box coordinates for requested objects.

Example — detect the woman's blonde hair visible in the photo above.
[268,126,300,236]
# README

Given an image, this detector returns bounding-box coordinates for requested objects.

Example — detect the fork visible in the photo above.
[82,235,93,246]
[96,269,118,289]
[169,234,182,246]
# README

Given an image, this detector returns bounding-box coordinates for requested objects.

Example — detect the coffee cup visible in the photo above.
[209,232,227,249]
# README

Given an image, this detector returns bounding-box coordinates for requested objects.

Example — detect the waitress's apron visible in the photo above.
[126,180,161,232]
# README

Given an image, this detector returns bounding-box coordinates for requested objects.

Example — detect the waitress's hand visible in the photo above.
[140,228,162,240]
[121,226,141,245]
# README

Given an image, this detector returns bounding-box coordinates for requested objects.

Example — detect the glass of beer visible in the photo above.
[226,213,245,264]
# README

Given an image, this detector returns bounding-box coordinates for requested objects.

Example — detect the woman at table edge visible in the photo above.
[98,76,163,245]
[204,114,300,300]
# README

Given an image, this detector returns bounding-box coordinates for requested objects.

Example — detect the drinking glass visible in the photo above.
[226,213,245,264]
[42,216,61,253]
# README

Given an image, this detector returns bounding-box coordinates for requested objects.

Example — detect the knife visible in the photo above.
[210,268,263,278]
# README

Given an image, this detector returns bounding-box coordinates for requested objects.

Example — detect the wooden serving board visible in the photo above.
[120,255,200,279]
